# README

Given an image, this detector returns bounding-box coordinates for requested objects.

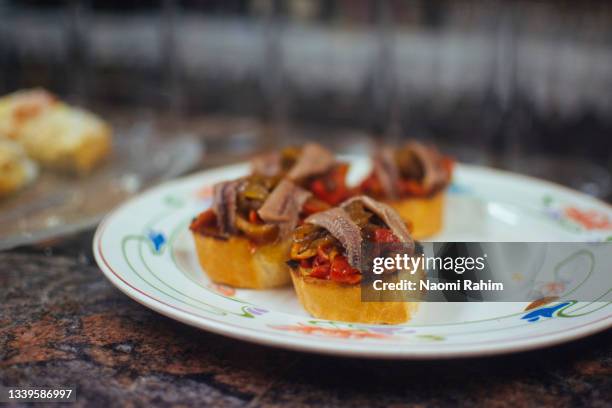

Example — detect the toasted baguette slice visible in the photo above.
[388,191,445,239]
[0,139,38,198]
[192,233,292,289]
[290,269,419,324]
[18,104,112,174]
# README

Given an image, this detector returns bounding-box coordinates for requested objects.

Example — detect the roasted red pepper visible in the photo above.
[302,197,331,216]
[310,254,331,279]
[397,180,429,197]
[302,244,360,284]
[310,163,351,205]
[189,208,216,233]
[361,155,454,198]
[248,209,260,224]
[330,255,361,284]
[373,228,399,243]
[359,173,384,197]
[300,259,312,269]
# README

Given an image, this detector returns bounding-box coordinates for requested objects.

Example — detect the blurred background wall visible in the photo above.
[1,0,611,197]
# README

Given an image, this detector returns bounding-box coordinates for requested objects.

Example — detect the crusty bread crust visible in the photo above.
[290,269,419,324]
[388,191,445,239]
[192,233,292,289]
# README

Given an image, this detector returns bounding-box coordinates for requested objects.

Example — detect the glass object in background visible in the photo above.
[371,0,399,143]
[0,126,201,251]
[66,0,90,105]
[259,0,290,149]
[161,0,182,117]
[86,3,166,110]
[503,2,612,200]
[161,0,274,162]
[272,0,386,154]
[1,0,610,199]
[0,1,70,93]
[0,1,203,249]
[392,1,499,165]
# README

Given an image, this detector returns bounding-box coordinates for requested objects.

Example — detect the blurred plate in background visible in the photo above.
[0,128,202,250]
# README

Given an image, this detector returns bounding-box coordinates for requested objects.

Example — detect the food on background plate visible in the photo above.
[0,139,38,198]
[0,88,57,140]
[0,88,112,174]
[360,141,453,239]
[190,176,331,289]
[288,195,420,324]
[251,142,353,206]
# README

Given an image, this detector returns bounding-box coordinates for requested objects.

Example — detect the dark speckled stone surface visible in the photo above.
[1,231,611,407]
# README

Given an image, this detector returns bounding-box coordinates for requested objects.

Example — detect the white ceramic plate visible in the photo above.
[93,158,612,359]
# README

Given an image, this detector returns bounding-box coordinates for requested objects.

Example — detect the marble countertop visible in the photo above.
[1,230,611,407]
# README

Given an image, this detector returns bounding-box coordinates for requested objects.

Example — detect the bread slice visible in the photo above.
[0,139,38,198]
[290,269,420,324]
[192,233,292,289]
[0,89,112,174]
[388,191,445,239]
[18,104,112,174]
[0,88,58,141]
